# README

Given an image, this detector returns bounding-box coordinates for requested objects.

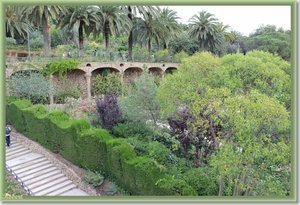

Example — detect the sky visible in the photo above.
[160,6,291,36]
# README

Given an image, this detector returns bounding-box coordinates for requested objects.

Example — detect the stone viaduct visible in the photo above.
[6,61,179,102]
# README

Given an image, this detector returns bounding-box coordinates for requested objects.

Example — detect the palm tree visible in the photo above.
[120,6,159,61]
[228,30,246,54]
[132,12,162,59]
[5,6,28,40]
[188,11,219,52]
[210,22,235,57]
[158,8,182,49]
[96,6,131,59]
[58,6,100,57]
[18,6,66,57]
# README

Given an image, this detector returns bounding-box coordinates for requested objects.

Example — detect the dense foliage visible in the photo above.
[42,59,81,78]
[8,70,54,104]
[92,69,123,97]
[96,92,122,131]
[157,51,291,196]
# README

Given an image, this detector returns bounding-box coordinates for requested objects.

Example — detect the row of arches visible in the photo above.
[9,66,178,101]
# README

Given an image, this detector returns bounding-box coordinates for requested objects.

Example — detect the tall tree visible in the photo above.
[188,11,219,52]
[208,22,235,57]
[245,25,291,61]
[120,6,159,61]
[158,7,182,49]
[18,6,66,57]
[96,5,131,59]
[58,6,99,57]
[119,70,161,139]
[5,6,28,40]
[132,12,162,59]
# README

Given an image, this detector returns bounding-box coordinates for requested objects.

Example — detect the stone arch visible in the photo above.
[123,67,143,83]
[148,67,163,77]
[51,69,87,101]
[92,67,120,76]
[91,67,121,96]
[165,67,178,75]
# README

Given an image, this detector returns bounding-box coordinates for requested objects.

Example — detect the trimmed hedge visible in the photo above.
[6,98,198,196]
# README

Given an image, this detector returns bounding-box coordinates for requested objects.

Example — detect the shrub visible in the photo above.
[54,83,82,104]
[173,50,189,63]
[6,37,16,45]
[182,167,219,196]
[132,47,149,62]
[82,170,105,187]
[96,92,122,131]
[30,38,44,49]
[125,137,149,156]
[92,69,123,97]
[42,59,81,78]
[8,71,54,105]
[111,121,153,139]
[155,176,198,196]
[147,141,170,165]
[154,49,171,62]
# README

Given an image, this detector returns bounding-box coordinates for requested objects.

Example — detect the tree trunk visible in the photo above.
[148,39,151,59]
[78,21,84,57]
[200,40,205,52]
[163,42,167,50]
[42,14,50,58]
[105,21,110,59]
[218,177,224,196]
[127,7,133,61]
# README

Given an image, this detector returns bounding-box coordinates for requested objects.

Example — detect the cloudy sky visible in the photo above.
[160,5,291,36]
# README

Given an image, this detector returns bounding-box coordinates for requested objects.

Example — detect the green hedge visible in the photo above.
[6,98,198,196]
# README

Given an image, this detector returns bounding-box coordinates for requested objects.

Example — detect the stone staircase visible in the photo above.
[5,139,89,196]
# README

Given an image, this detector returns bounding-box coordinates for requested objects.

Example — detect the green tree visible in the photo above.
[120,6,159,61]
[157,51,291,195]
[5,6,28,40]
[188,11,219,52]
[158,7,182,49]
[132,12,163,59]
[18,6,66,57]
[210,90,290,196]
[168,30,199,56]
[119,70,161,139]
[245,25,291,61]
[211,22,235,57]
[57,6,99,57]
[96,6,131,59]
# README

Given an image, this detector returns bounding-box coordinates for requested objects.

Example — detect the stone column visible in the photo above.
[85,73,92,100]
[49,75,54,105]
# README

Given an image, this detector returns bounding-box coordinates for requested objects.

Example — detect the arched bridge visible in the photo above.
[6,61,180,101]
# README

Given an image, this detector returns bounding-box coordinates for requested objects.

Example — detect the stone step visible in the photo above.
[28,173,68,189]
[5,143,23,152]
[10,157,47,171]
[5,134,89,196]
[32,178,73,195]
[58,188,89,196]
[47,184,80,196]
[6,146,29,156]
[6,150,32,161]
[18,163,56,178]
[6,152,43,167]
[25,171,65,186]
[14,159,50,175]
[21,167,60,181]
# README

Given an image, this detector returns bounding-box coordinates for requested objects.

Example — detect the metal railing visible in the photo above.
[5,164,35,196]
